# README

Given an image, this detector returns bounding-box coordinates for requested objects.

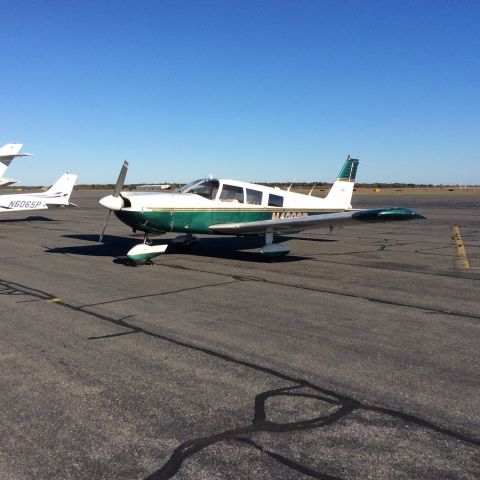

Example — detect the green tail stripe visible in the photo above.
[337,156,359,181]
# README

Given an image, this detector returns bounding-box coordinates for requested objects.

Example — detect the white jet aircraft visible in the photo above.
[0,143,33,187]
[99,157,425,262]
[0,173,78,213]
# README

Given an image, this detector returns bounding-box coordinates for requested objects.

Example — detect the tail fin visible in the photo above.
[40,173,78,205]
[0,143,33,180]
[0,143,23,158]
[323,156,359,210]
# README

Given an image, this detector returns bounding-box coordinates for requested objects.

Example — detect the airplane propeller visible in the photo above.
[99,160,129,242]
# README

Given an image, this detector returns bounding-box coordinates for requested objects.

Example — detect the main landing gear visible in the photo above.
[260,230,290,259]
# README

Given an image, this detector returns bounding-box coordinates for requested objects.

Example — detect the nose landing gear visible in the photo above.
[126,232,168,264]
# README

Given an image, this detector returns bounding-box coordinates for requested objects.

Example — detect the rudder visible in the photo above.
[323,155,359,210]
[336,155,359,182]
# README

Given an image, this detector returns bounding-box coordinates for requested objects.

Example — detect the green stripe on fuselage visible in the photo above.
[115,209,340,235]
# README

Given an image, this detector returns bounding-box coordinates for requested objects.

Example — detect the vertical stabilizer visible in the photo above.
[0,144,33,185]
[40,173,78,205]
[323,156,359,210]
[0,143,23,157]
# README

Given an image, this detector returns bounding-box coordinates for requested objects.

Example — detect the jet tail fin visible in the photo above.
[0,143,22,157]
[0,143,33,179]
[41,173,78,205]
[323,156,359,210]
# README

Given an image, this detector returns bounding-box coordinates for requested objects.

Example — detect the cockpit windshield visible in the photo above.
[177,179,219,200]
[176,179,202,194]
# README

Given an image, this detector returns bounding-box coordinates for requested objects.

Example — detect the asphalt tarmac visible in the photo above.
[1,190,479,479]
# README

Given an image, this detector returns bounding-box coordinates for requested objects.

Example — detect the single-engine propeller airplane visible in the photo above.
[0,173,78,214]
[0,143,33,187]
[99,156,425,262]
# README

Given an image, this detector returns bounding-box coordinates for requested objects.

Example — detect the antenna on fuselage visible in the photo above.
[308,182,316,196]
[287,177,296,192]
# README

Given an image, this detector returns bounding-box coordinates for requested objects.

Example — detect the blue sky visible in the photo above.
[1,0,479,185]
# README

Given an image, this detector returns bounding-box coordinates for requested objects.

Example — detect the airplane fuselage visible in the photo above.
[113,178,348,235]
[0,174,78,214]
[0,195,47,213]
[115,203,338,235]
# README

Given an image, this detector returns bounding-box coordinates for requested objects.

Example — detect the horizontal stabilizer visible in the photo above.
[0,153,33,158]
[0,143,32,159]
[351,208,426,222]
[0,177,17,187]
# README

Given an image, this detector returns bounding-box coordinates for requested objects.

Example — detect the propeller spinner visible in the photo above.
[99,160,129,242]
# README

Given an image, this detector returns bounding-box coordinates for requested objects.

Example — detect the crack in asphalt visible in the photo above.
[234,437,342,480]
[307,255,479,280]
[158,263,480,321]
[1,277,479,479]
[145,385,350,480]
[289,233,480,279]
[88,330,140,340]
[79,279,240,308]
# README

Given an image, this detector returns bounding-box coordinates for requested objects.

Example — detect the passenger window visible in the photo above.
[268,194,284,207]
[220,184,244,203]
[246,188,263,205]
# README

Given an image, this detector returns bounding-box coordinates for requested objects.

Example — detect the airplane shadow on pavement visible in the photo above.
[44,234,319,263]
[0,215,58,223]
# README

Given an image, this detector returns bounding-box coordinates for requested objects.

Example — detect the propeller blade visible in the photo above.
[99,161,128,242]
[99,210,112,242]
[114,160,129,197]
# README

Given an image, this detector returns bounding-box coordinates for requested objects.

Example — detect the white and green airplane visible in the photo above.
[0,143,33,187]
[0,173,78,213]
[99,157,425,262]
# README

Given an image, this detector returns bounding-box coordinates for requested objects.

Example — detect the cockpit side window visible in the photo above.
[219,184,244,203]
[246,188,263,205]
[268,193,284,207]
[182,179,219,200]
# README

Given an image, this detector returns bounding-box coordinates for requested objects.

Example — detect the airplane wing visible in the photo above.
[208,207,426,235]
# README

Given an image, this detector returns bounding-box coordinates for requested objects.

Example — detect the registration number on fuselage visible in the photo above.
[8,200,43,209]
[272,212,308,220]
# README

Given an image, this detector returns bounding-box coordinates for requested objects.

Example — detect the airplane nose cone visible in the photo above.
[99,194,124,211]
